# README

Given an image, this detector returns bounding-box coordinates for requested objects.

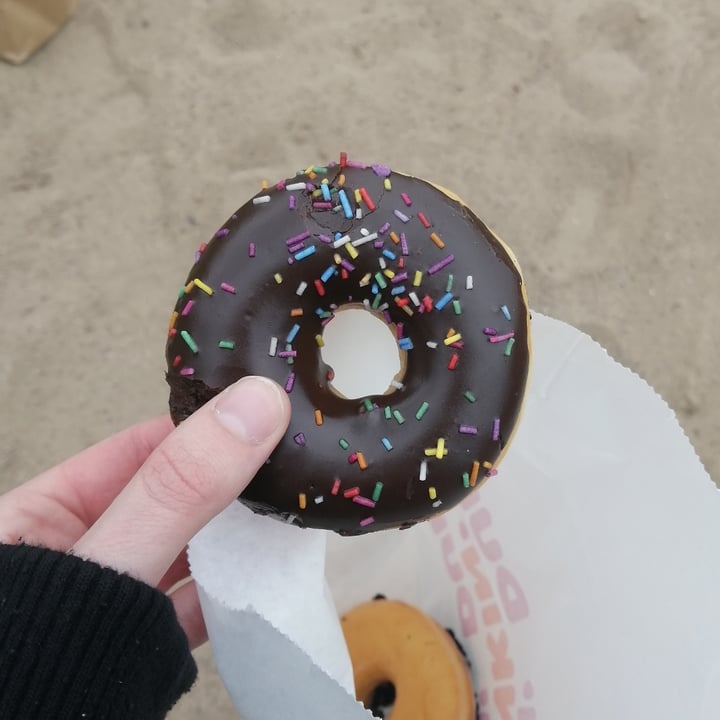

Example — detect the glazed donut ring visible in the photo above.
[165,155,530,534]
[341,598,475,720]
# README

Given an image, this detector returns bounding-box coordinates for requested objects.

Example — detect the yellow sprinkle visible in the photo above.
[333,252,342,265]
[261,179,269,189]
[413,271,423,287]
[384,178,392,190]
[401,304,414,317]
[312,188,323,198]
[389,231,400,245]
[274,273,283,284]
[428,486,437,501]
[444,333,462,346]
[470,461,480,487]
[304,165,314,174]
[359,273,372,287]
[298,493,307,510]
[168,311,178,331]
[384,269,395,279]
[430,232,445,249]
[315,334,324,347]
[345,242,359,260]
[354,188,362,203]
[193,278,213,295]
[482,460,493,470]
[435,437,446,458]
[290,308,303,317]
[321,178,329,185]
[338,173,346,187]
[425,448,437,457]
[184,281,194,294]
[357,452,368,470]
[314,409,323,426]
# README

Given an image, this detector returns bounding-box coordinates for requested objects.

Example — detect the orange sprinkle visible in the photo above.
[261,179,269,189]
[298,493,307,510]
[290,308,303,317]
[314,409,323,426]
[338,173,346,187]
[308,171,317,180]
[357,452,368,470]
[184,281,194,294]
[168,311,178,331]
[430,232,445,249]
[389,231,400,245]
[470,461,480,487]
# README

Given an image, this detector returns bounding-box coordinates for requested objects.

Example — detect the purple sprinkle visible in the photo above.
[341,259,355,272]
[483,327,498,336]
[459,424,479,435]
[180,367,194,376]
[396,322,404,338]
[231,214,238,219]
[278,350,297,358]
[489,332,515,344]
[373,240,384,249]
[181,299,195,316]
[378,222,391,235]
[286,231,311,246]
[371,163,392,177]
[220,282,236,294]
[394,209,410,223]
[353,496,376,508]
[194,251,201,262]
[492,417,501,442]
[360,516,375,527]
[391,271,408,284]
[400,232,409,257]
[285,372,296,393]
[347,160,367,169]
[293,432,306,446]
[486,468,498,477]
[306,183,315,191]
[313,202,333,209]
[289,195,296,210]
[383,310,392,324]
[215,227,230,238]
[288,242,305,254]
[319,234,332,244]
[248,242,256,257]
[427,254,455,276]
[321,316,333,327]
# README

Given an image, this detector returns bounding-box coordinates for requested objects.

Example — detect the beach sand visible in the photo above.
[1,1,718,717]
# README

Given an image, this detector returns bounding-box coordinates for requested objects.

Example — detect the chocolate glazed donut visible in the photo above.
[165,156,530,535]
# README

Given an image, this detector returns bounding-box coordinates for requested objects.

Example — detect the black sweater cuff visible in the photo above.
[0,543,197,720]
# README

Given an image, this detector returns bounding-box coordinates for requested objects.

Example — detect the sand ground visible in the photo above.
[1,1,719,717]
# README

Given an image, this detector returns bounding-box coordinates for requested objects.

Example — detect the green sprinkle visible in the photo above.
[372,482,384,502]
[339,438,350,450]
[218,340,235,350]
[286,343,294,365]
[393,410,405,425]
[453,300,462,315]
[415,401,430,420]
[374,272,388,290]
[462,472,470,488]
[384,406,392,420]
[446,274,454,292]
[180,330,198,354]
[372,293,382,310]
[504,337,516,357]
[363,398,374,412]
[464,390,476,403]
[177,286,185,299]
[312,165,328,173]
[318,311,333,319]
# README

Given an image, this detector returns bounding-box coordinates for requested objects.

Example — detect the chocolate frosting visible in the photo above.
[165,160,530,535]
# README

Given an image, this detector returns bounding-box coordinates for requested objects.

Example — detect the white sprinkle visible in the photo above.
[466,275,474,290]
[378,302,389,311]
[351,232,378,247]
[419,460,428,482]
[296,281,308,296]
[355,208,363,219]
[390,380,404,390]
[426,341,438,349]
[363,298,371,310]
[378,257,387,269]
[314,495,324,505]
[285,514,297,524]
[253,195,271,205]
[432,500,443,508]
[360,227,370,236]
[285,182,306,191]
[332,234,351,249]
[269,336,278,356]
[409,291,421,307]
[333,204,343,212]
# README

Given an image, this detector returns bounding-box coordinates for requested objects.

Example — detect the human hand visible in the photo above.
[0,376,290,648]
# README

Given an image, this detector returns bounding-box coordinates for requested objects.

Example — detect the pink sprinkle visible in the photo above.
[248,242,256,257]
[180,367,195,376]
[486,469,498,477]
[278,350,297,358]
[396,322,404,338]
[289,195,296,210]
[181,299,194,316]
[353,496,376,508]
[285,372,296,393]
[347,160,367,169]
[492,417,501,441]
[331,478,341,495]
[459,424,478,435]
[343,486,360,498]
[489,332,515,344]
[313,202,333,209]
[348,453,358,464]
[360,516,375,527]
[276,180,286,190]
[401,192,412,206]
[221,282,236,294]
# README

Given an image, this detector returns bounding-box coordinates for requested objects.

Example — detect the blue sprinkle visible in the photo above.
[315,308,325,317]
[294,245,316,261]
[371,283,379,294]
[398,337,414,351]
[321,265,335,283]
[338,189,353,219]
[501,304,512,321]
[321,183,331,201]
[436,292,454,310]
[381,437,393,451]
[286,323,300,344]
[334,232,343,240]
[390,285,406,296]
[382,249,397,261]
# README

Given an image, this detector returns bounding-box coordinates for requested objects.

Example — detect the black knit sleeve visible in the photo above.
[0,544,197,720]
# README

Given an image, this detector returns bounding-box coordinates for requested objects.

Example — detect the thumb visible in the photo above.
[73,376,291,585]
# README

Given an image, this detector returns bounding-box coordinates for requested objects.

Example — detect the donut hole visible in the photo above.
[321,305,405,399]
[367,680,396,719]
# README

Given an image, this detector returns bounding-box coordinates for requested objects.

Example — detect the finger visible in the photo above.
[158,547,190,593]
[73,376,290,584]
[170,579,208,649]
